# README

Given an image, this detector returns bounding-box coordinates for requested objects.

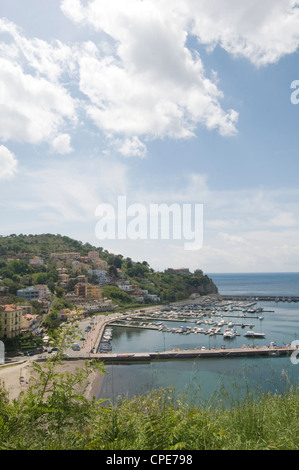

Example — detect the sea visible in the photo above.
[97,273,299,406]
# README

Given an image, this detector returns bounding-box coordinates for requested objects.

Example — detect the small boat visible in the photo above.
[244,331,265,338]
[223,329,236,339]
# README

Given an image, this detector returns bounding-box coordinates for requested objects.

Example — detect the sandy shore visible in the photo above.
[0,359,105,402]
[0,313,120,403]
[0,361,33,401]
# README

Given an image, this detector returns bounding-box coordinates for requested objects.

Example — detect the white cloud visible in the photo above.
[58,0,299,160]
[0,19,77,154]
[0,57,76,149]
[21,156,129,223]
[62,0,239,143]
[51,134,73,154]
[1,1,299,162]
[0,18,73,82]
[0,145,18,180]
[115,137,147,158]
[219,232,247,245]
[187,0,299,66]
[268,211,297,227]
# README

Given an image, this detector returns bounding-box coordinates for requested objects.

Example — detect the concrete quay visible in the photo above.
[221,295,299,302]
[76,345,296,364]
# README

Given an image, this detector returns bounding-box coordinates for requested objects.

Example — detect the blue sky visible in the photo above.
[1,0,299,273]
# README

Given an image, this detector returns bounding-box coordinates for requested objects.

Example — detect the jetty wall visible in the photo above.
[90,346,296,364]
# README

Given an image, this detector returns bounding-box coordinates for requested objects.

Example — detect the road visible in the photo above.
[64,312,123,358]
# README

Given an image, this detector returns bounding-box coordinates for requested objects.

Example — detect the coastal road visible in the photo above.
[65,312,124,358]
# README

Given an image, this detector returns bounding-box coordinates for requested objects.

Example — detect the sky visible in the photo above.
[1,0,299,273]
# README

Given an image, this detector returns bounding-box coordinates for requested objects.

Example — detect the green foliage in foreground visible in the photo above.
[0,367,298,450]
[0,317,298,450]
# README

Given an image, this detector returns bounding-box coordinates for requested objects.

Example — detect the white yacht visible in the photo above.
[223,328,236,339]
[244,331,265,338]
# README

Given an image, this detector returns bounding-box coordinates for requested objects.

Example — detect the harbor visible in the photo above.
[92,296,297,362]
[95,273,299,405]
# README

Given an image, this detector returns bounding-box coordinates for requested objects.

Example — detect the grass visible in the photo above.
[0,381,298,450]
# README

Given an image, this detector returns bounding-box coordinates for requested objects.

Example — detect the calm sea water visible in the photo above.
[208,272,299,297]
[98,273,299,406]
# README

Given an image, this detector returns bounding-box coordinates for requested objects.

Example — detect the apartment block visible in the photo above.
[0,305,24,338]
[17,284,51,300]
[74,282,102,299]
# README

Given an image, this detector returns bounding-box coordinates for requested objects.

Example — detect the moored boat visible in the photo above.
[223,328,236,339]
[244,331,265,338]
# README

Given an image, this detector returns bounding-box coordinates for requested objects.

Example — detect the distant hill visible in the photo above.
[0,233,218,302]
[0,233,106,259]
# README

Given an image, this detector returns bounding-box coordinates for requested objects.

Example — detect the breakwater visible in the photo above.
[221,295,299,302]
[90,345,296,364]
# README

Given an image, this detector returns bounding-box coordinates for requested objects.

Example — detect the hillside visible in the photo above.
[0,233,106,259]
[0,233,218,303]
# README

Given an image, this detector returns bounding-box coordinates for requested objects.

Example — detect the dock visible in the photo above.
[75,302,297,364]
[69,346,296,364]
[221,295,299,302]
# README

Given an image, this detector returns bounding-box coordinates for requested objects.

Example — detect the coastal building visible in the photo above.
[194,269,203,275]
[71,261,89,274]
[0,305,24,338]
[35,285,51,299]
[80,299,115,313]
[50,252,81,266]
[88,251,99,260]
[57,308,77,321]
[74,282,102,299]
[17,285,51,300]
[57,267,68,274]
[58,273,70,286]
[21,313,41,335]
[29,257,44,268]
[133,295,144,303]
[92,258,108,270]
[145,294,160,303]
[76,275,87,283]
[117,282,133,292]
[17,287,40,300]
[88,269,110,285]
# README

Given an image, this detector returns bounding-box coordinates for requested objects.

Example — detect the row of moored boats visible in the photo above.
[99,328,113,352]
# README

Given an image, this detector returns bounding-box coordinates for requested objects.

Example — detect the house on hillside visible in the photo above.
[0,305,24,338]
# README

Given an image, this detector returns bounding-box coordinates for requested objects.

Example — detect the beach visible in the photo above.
[0,313,121,403]
[0,359,105,402]
[0,361,33,401]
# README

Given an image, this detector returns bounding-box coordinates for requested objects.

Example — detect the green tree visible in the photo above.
[55,287,64,298]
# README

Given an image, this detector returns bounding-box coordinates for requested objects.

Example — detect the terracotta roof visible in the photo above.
[1,304,23,312]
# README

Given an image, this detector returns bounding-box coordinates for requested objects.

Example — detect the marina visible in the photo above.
[95,272,299,404]
[94,296,297,362]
